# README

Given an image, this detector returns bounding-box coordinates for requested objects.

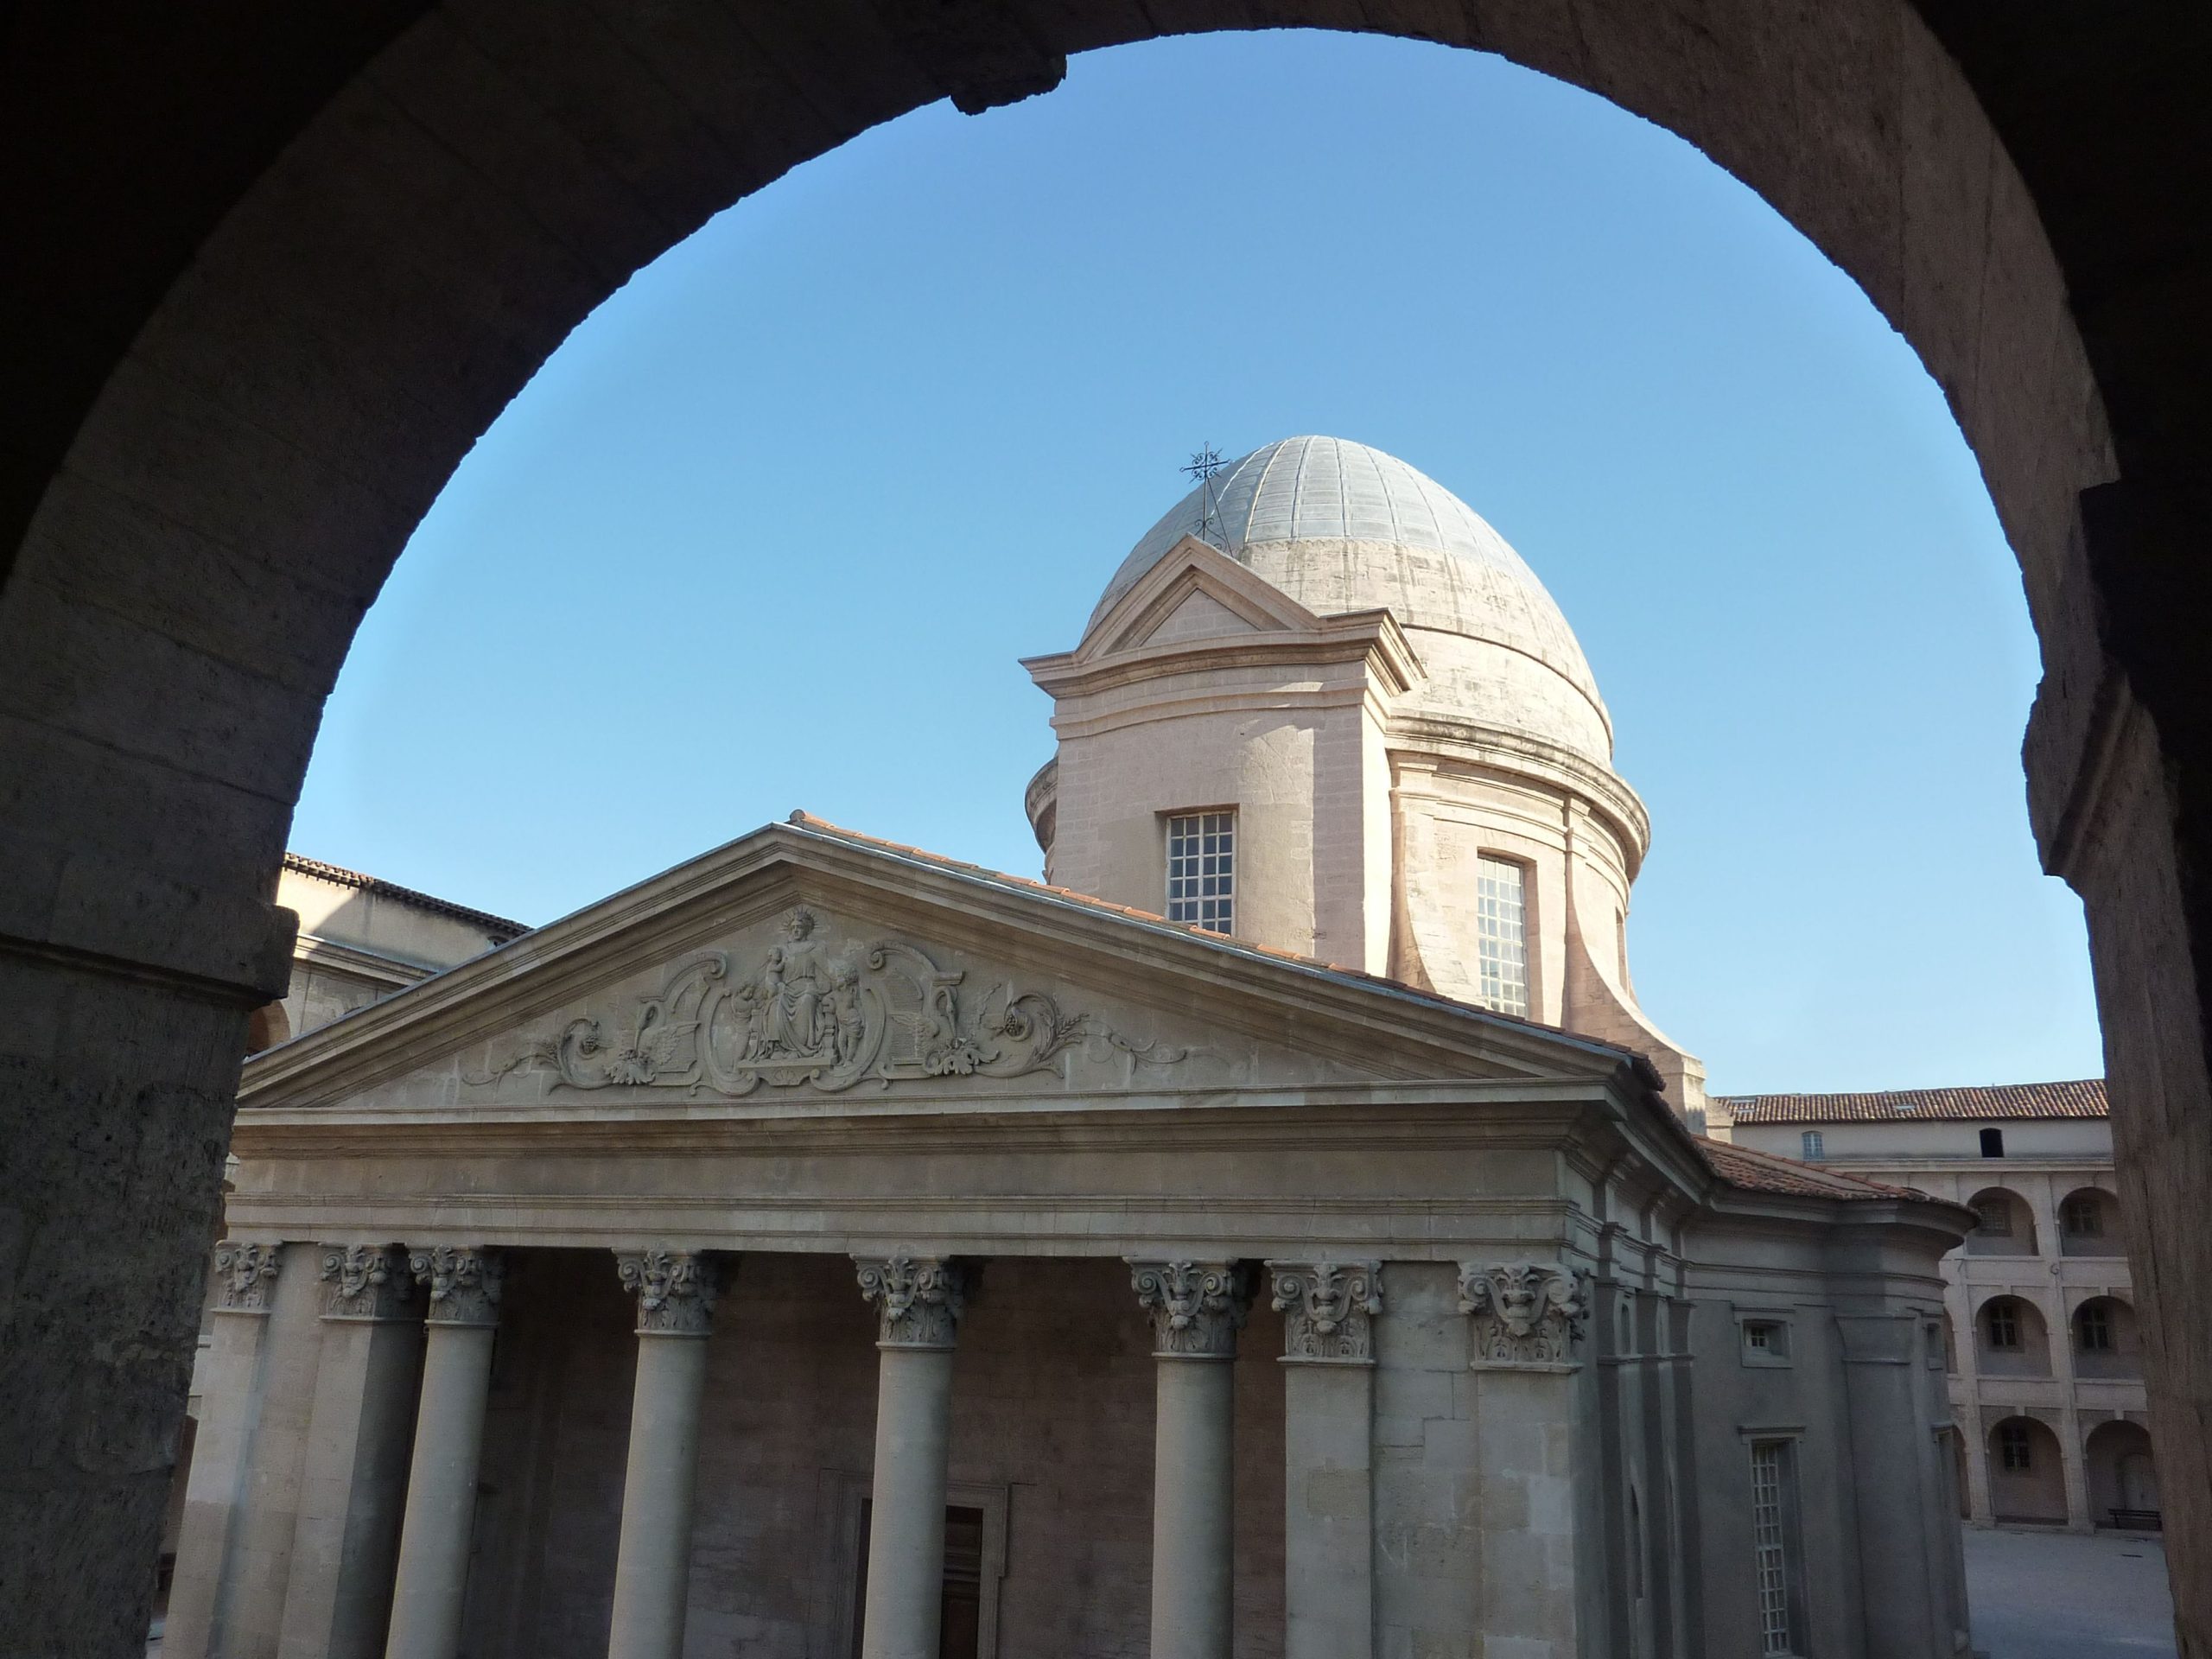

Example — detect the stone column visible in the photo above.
[1129,1260,1253,1659]
[276,1245,422,1659]
[1268,1262,1381,1659]
[854,1255,971,1659]
[164,1243,284,1659]
[1459,1261,1593,1659]
[607,1250,722,1659]
[381,1247,502,1659]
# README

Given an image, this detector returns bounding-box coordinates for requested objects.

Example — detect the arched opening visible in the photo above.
[2073,1295,2144,1380]
[2058,1187,2122,1257]
[1975,1294,2052,1379]
[9,7,2211,1653]
[244,1001,290,1055]
[1986,1415,2069,1526]
[2085,1420,2161,1531]
[1965,1188,2040,1257]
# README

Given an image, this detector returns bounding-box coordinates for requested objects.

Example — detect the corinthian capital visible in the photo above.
[1458,1262,1589,1369]
[1128,1260,1252,1360]
[616,1249,721,1337]
[213,1241,280,1313]
[409,1245,503,1327]
[319,1243,414,1321]
[854,1255,969,1350]
[1268,1261,1382,1364]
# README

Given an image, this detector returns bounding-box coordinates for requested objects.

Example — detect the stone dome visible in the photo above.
[1094,435,1613,760]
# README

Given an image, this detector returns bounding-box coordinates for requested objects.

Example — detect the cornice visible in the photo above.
[1388,716,1651,869]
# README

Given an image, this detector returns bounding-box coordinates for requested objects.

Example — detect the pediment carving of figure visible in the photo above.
[494,907,1184,1098]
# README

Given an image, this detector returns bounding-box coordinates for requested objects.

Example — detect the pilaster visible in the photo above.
[1268,1262,1380,1659]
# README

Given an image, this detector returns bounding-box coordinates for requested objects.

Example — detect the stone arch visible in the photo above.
[6,7,2210,1653]
[2086,1420,2161,1529]
[244,1001,290,1055]
[1987,1415,2069,1526]
[2073,1294,2144,1380]
[2058,1185,2122,1256]
[1965,1187,2040,1256]
[1975,1293,2052,1378]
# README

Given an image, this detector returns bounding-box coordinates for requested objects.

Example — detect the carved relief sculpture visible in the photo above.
[1458,1262,1590,1367]
[1129,1260,1253,1360]
[486,907,1183,1097]
[616,1249,721,1338]
[1268,1261,1382,1363]
[855,1254,970,1350]
[319,1243,414,1321]
[213,1241,280,1313]
[409,1245,504,1328]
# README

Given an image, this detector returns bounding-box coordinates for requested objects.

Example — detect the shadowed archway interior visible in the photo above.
[3,4,2209,1655]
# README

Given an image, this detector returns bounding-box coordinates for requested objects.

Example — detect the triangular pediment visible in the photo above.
[239,820,1637,1117]
[1084,536,1319,658]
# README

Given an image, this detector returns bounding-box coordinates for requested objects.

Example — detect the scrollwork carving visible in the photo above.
[476,908,1184,1097]
[319,1243,413,1321]
[213,1241,280,1313]
[1129,1260,1252,1360]
[615,1249,720,1337]
[1458,1262,1589,1367]
[855,1255,969,1350]
[1268,1261,1382,1363]
[408,1245,503,1328]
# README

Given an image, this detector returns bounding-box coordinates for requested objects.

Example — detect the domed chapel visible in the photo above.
[173,439,1975,1659]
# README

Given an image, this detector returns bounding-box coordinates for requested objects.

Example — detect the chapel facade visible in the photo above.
[169,437,1976,1659]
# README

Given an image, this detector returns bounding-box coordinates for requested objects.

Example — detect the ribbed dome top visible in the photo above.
[1093,436,1609,751]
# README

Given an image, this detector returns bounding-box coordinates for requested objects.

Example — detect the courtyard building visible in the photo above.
[170,438,1977,1659]
[1727,1081,2156,1537]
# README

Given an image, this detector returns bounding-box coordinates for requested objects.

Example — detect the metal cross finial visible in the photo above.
[1180,443,1230,549]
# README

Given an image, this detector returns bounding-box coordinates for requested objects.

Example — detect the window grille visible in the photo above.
[1998,1422,2033,1472]
[1749,1440,1799,1657]
[2061,1195,2105,1236]
[2077,1302,2113,1352]
[1986,1301,2021,1351]
[1165,812,1234,934]
[1972,1198,2012,1236]
[1800,1130,1825,1160]
[1474,856,1529,1015]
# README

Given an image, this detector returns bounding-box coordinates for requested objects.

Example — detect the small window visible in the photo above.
[1799,1130,1825,1160]
[1997,1421,2033,1472]
[2077,1303,2113,1353]
[1474,856,1529,1016]
[1980,1127,2005,1158]
[1738,1314,1791,1367]
[1165,811,1234,934]
[1985,1301,2021,1351]
[1972,1199,2012,1236]
[1749,1440,1804,1657]
[2061,1195,2105,1236]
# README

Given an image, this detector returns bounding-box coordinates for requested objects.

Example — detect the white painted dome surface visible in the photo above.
[1094,436,1612,759]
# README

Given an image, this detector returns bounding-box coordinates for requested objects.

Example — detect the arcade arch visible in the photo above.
[2060,1186,2124,1256]
[1976,1294,2052,1379]
[2074,1295,2145,1381]
[1966,1187,2040,1256]
[4,5,2210,1654]
[1986,1416,2069,1526]
[2086,1420,2161,1530]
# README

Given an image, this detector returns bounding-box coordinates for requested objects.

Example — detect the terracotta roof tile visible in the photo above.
[1699,1140,1923,1201]
[283,852,527,939]
[1718,1079,2107,1125]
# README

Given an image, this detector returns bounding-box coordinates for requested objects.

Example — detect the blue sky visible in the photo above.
[292,29,2103,1096]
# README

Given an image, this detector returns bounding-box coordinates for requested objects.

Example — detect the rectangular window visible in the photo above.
[2077,1303,2113,1352]
[1972,1200,2012,1236]
[1980,1127,2005,1158]
[1799,1130,1825,1160]
[1986,1302,2021,1350]
[2061,1196,2104,1236]
[1474,856,1529,1015]
[1998,1422,2033,1472]
[1749,1440,1802,1657]
[1165,811,1235,934]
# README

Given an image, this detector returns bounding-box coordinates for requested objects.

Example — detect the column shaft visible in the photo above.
[862,1346,957,1659]
[1153,1359,1236,1659]
[382,1248,501,1659]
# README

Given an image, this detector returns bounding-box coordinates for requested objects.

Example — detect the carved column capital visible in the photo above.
[855,1255,970,1350]
[1267,1260,1382,1364]
[1458,1262,1589,1370]
[409,1245,503,1327]
[319,1243,414,1321]
[213,1240,281,1313]
[1129,1260,1253,1360]
[615,1249,721,1337]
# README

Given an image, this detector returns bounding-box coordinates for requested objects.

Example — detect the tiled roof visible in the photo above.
[1699,1141,1923,1202]
[1718,1079,2107,1125]
[283,853,527,940]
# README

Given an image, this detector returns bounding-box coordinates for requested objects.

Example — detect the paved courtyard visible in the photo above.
[1967,1527,2177,1659]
